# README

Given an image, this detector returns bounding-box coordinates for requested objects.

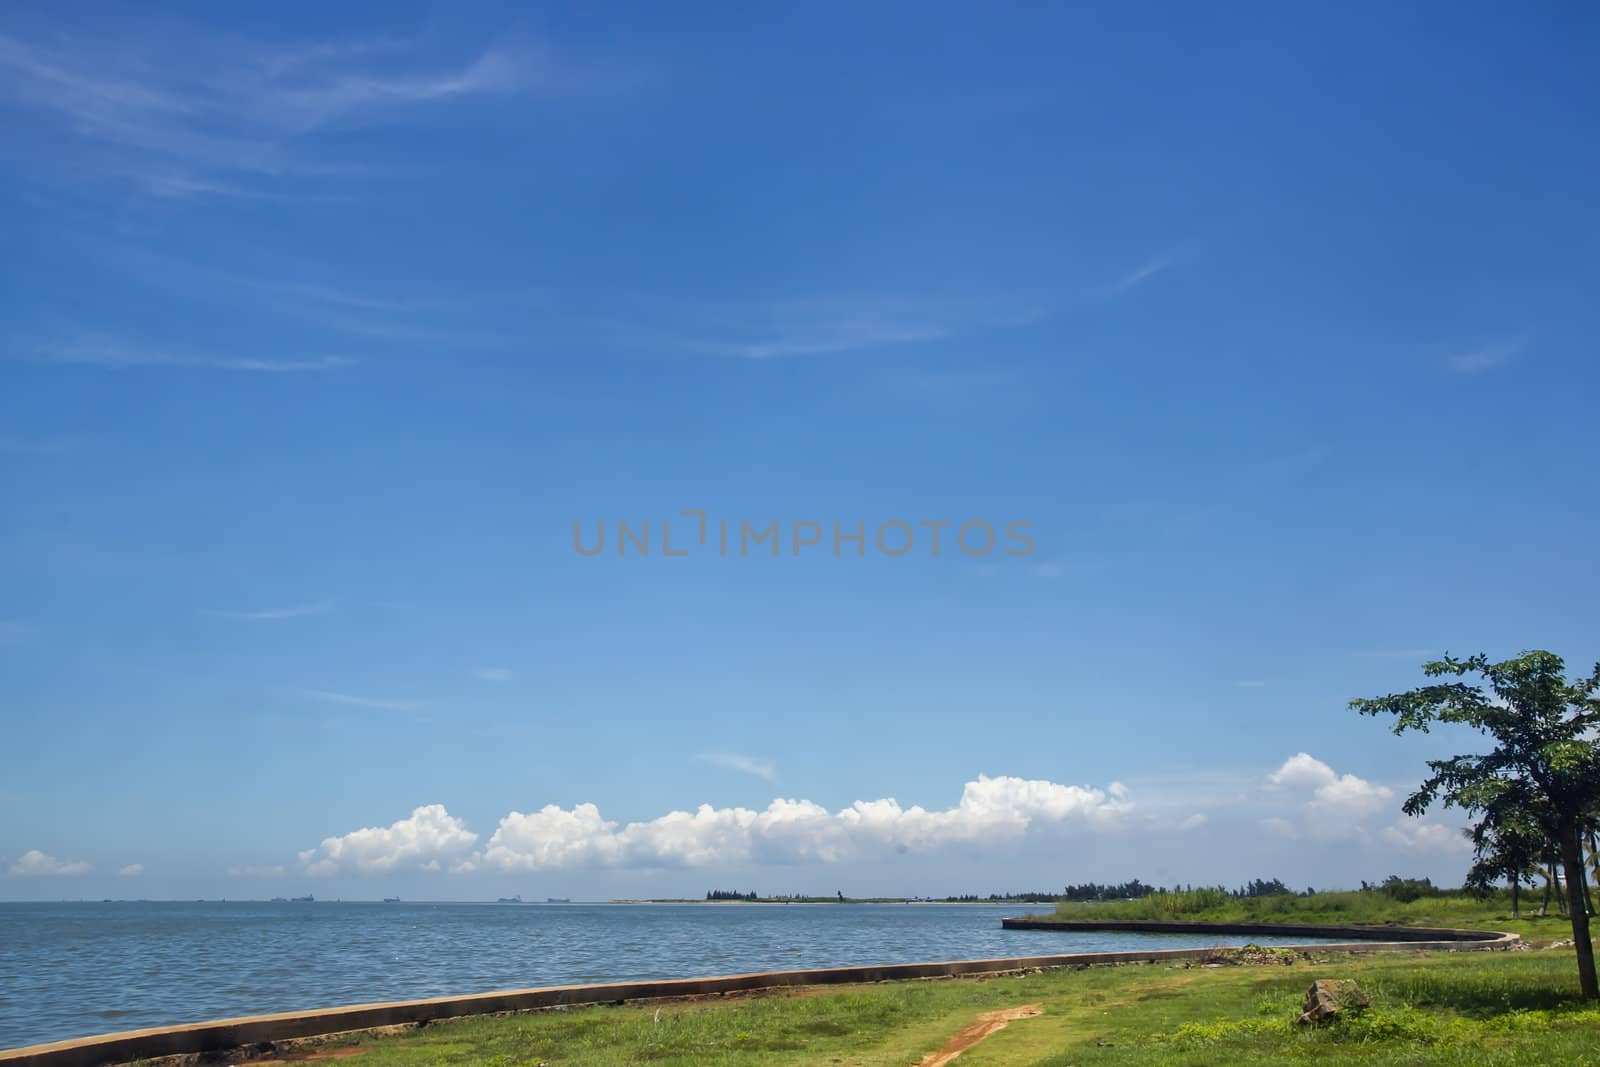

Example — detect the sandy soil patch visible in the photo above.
[918,1003,1043,1067]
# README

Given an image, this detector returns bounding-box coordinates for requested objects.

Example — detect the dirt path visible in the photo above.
[248,1047,367,1062]
[917,1003,1043,1067]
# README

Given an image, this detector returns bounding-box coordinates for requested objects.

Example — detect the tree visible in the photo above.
[1350,651,1600,999]
[1461,785,1544,919]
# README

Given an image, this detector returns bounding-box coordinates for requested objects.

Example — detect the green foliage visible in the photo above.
[1361,875,1440,903]
[1350,649,1600,997]
[1043,884,1579,940]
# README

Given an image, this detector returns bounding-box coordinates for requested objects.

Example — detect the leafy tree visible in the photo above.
[1462,788,1544,918]
[1351,650,1600,998]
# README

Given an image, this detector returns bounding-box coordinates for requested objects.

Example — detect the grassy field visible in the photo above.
[246,947,1600,1066]
[1041,888,1581,943]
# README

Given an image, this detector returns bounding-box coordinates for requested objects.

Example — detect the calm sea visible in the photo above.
[0,901,1325,1050]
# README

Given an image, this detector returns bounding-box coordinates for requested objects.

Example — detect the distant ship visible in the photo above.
[291,894,314,903]
[546,897,571,904]
[383,897,401,903]
[497,895,523,904]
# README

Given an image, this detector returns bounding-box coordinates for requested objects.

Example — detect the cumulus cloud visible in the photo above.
[1266,752,1394,818]
[291,775,1132,877]
[1383,819,1470,854]
[118,863,144,877]
[8,849,91,876]
[480,774,1132,873]
[273,758,1464,881]
[299,804,479,876]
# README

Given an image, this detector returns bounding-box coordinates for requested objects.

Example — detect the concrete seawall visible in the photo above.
[1,921,1519,1067]
[998,917,1510,942]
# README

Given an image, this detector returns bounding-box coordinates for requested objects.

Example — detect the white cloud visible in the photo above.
[255,757,1469,883]
[473,667,514,682]
[479,773,1132,873]
[697,752,778,782]
[1382,819,1470,854]
[1266,752,1339,790]
[1264,752,1396,826]
[118,863,144,877]
[299,804,478,876]
[1312,772,1394,818]
[8,849,91,876]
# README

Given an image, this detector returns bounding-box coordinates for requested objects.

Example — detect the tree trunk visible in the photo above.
[1558,821,1598,1000]
[1511,875,1520,919]
[1582,854,1596,917]
[1541,868,1553,917]
[1586,831,1598,916]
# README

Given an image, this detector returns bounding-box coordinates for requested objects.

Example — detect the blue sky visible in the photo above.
[1,2,1597,899]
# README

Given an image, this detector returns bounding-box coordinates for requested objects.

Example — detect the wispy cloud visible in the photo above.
[1447,339,1524,375]
[204,601,333,621]
[117,863,144,877]
[671,297,966,360]
[661,250,1179,361]
[696,752,779,783]
[60,238,519,351]
[0,25,542,196]
[1090,248,1183,301]
[298,689,422,712]
[26,335,352,372]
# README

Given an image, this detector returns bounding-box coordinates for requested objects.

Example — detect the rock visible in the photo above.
[1296,979,1370,1027]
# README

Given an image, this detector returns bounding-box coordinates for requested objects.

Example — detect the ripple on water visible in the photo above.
[0,902,1336,1050]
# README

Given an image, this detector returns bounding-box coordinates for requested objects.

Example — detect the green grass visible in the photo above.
[1041,888,1582,942]
[240,948,1600,1066]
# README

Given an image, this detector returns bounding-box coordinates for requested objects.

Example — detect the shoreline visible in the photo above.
[0,920,1519,1066]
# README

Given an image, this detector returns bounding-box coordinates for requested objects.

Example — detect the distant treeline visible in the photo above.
[702,878,1437,905]
[1060,876,1442,903]
[1061,880,1160,901]
[1062,878,1298,901]
[705,890,1060,903]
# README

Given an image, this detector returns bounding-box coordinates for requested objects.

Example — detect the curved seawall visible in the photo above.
[998,917,1512,942]
[1,920,1518,1067]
